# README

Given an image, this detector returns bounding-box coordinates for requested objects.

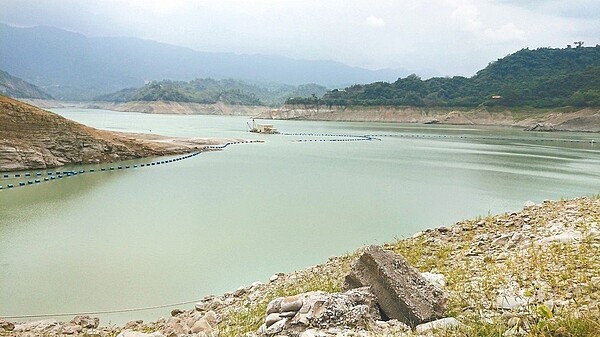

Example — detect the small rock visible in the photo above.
[270,274,279,282]
[116,330,165,337]
[421,272,446,289]
[233,286,247,297]
[14,319,58,332]
[170,308,184,316]
[415,317,461,334]
[71,315,100,329]
[280,295,303,312]
[265,313,282,327]
[0,320,15,331]
[85,328,107,337]
[190,311,218,335]
[265,317,288,334]
[412,231,424,239]
[538,230,582,244]
[523,201,536,208]
[61,324,83,335]
[267,297,283,314]
[497,295,526,310]
[123,320,143,330]
[492,233,512,247]
[195,302,208,312]
[280,311,298,318]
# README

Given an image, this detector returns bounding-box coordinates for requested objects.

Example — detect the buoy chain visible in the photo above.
[0,141,260,191]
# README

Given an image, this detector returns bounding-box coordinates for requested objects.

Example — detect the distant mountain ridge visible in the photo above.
[0,69,52,99]
[96,78,327,106]
[0,23,408,101]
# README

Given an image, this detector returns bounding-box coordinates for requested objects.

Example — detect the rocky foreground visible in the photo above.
[1,196,599,337]
[0,96,242,171]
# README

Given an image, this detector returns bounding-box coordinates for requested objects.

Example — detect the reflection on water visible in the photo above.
[1,109,599,324]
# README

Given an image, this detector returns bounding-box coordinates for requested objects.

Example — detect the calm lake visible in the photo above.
[1,108,600,324]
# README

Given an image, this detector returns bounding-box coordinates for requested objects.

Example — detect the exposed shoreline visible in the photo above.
[0,97,250,172]
[24,99,600,133]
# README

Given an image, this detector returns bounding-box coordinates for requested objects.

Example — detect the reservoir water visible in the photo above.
[1,108,600,324]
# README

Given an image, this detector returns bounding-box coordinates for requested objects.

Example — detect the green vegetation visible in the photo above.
[95,78,327,106]
[289,46,600,109]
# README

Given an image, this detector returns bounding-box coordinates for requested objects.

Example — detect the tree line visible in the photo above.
[287,45,600,109]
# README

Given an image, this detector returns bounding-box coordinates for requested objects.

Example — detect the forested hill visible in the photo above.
[0,69,52,99]
[292,46,600,108]
[95,79,327,106]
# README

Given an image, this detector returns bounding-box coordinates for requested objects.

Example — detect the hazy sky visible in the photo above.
[2,0,599,77]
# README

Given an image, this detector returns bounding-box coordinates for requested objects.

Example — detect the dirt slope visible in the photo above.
[0,96,234,171]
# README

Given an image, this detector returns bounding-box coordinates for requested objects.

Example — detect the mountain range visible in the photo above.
[0,23,408,100]
[0,69,52,99]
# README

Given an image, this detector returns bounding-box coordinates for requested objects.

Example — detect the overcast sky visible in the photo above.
[2,0,599,77]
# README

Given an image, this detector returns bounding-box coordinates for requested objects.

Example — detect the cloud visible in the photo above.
[486,23,526,41]
[365,15,385,28]
[451,4,482,32]
[451,3,526,42]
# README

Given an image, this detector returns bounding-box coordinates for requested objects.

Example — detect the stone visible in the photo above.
[496,295,526,310]
[190,310,218,335]
[170,308,184,316]
[270,274,280,282]
[71,315,100,329]
[259,287,380,336]
[265,317,288,334]
[538,230,582,244]
[123,320,143,330]
[116,330,165,337]
[0,320,15,331]
[267,297,284,314]
[195,302,208,312]
[523,200,536,208]
[344,245,447,327]
[14,319,59,332]
[280,295,303,312]
[85,328,107,337]
[265,313,282,327]
[421,272,446,289]
[61,323,83,334]
[415,317,461,334]
[164,317,187,336]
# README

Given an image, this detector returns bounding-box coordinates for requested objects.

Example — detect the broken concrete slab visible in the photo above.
[344,245,447,327]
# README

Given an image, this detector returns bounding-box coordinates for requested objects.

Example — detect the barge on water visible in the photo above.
[247,119,279,134]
